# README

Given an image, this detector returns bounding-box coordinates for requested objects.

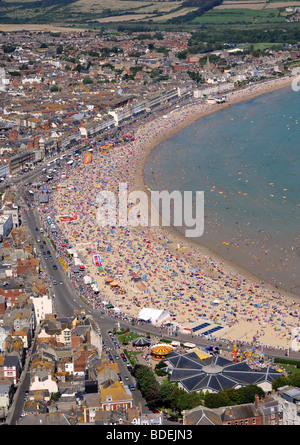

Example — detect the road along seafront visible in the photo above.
[49,74,300,351]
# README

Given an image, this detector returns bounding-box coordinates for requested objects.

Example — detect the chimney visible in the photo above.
[255,394,259,409]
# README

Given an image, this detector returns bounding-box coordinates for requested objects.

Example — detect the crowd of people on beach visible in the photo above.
[38,76,300,352]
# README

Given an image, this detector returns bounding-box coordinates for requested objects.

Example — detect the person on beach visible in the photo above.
[46,75,299,351]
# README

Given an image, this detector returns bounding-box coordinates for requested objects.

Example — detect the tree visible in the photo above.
[51,392,61,402]
[146,385,161,408]
[158,380,174,407]
[2,44,16,53]
[73,64,84,72]
[134,365,159,397]
[204,385,265,408]
[176,50,188,60]
[83,77,93,84]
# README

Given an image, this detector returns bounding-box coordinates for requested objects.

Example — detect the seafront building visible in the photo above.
[0,30,298,177]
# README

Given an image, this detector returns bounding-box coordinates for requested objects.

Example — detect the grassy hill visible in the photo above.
[0,0,299,31]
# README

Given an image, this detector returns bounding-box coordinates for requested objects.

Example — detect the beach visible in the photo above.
[48,75,300,351]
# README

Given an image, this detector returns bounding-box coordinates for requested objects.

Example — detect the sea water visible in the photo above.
[144,86,300,295]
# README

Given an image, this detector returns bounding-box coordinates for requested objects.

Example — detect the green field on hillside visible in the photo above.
[192,8,285,24]
[0,0,291,29]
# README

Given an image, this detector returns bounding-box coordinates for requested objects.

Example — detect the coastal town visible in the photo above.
[0,29,300,427]
[0,28,299,175]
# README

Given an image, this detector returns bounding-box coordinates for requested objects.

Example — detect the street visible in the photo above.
[8,155,300,424]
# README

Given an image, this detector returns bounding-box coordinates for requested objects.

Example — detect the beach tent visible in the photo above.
[67,248,78,257]
[74,257,82,266]
[132,337,151,347]
[92,253,102,266]
[138,308,170,325]
[211,299,221,306]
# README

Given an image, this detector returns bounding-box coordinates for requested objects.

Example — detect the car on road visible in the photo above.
[129,383,135,391]
[53,265,57,270]
[124,375,129,381]
[167,417,178,422]
[47,250,50,255]
[40,245,43,249]
[59,281,63,285]
[115,354,120,360]
[53,280,57,285]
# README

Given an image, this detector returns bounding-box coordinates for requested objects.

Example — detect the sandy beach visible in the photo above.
[48,75,300,352]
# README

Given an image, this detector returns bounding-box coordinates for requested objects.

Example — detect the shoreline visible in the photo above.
[134,75,297,300]
[50,75,300,351]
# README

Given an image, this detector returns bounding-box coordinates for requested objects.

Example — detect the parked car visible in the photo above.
[167,416,178,422]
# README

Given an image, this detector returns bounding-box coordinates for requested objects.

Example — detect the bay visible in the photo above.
[144,86,300,295]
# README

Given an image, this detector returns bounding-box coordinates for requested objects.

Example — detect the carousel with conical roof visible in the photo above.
[150,343,173,360]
